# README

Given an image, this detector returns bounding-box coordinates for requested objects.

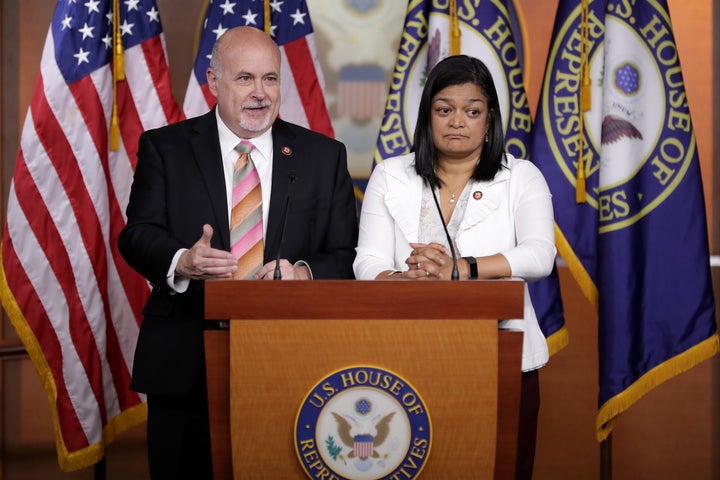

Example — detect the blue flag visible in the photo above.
[531,0,719,441]
[373,0,567,354]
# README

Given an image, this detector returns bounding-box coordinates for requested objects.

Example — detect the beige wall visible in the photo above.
[1,1,718,479]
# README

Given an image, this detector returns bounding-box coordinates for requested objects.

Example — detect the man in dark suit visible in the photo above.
[118,26,357,479]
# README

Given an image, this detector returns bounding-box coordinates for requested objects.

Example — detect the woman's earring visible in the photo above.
[484,133,489,143]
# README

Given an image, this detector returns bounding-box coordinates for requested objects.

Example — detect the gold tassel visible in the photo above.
[264,0,271,35]
[449,0,460,55]
[581,66,591,111]
[576,175,587,203]
[110,102,120,151]
[576,0,590,203]
[576,142,586,203]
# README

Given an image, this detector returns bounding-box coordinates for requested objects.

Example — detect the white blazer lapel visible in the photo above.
[382,157,423,243]
[459,168,510,231]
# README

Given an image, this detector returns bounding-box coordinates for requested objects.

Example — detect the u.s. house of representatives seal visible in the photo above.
[295,366,432,480]
[542,1,696,233]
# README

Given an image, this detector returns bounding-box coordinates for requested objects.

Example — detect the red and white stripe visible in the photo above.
[0,27,182,472]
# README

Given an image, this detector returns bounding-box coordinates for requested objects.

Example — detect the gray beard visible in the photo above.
[239,116,271,133]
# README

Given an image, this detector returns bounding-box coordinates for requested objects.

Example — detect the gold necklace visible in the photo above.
[440,173,471,204]
[447,183,466,204]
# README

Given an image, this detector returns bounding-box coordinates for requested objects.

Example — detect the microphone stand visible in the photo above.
[430,186,459,280]
[273,171,297,280]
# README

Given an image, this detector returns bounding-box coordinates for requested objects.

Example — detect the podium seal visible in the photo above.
[294,366,432,479]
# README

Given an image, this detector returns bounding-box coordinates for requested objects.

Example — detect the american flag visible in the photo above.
[0,0,181,471]
[183,0,334,137]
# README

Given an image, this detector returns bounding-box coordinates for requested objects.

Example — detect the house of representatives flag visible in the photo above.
[374,0,567,354]
[0,0,182,471]
[530,0,719,441]
[338,64,386,121]
[183,0,334,137]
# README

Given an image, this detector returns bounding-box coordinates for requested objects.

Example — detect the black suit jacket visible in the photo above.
[118,110,358,395]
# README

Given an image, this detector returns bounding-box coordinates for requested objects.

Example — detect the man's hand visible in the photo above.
[175,224,238,280]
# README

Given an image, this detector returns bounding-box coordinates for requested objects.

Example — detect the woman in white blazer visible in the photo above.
[353,55,556,480]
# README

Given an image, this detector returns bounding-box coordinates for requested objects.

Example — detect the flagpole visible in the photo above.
[600,434,612,480]
[581,0,608,476]
[94,456,106,480]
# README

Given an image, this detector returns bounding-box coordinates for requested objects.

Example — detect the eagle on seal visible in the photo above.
[331,411,396,460]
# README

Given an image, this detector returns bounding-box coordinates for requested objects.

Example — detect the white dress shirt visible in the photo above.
[215,109,274,235]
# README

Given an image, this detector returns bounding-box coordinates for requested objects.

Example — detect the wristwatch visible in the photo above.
[463,256,478,279]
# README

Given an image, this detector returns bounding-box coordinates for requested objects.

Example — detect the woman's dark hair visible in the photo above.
[412,55,505,188]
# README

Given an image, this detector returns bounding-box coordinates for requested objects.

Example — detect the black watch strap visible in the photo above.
[463,256,478,279]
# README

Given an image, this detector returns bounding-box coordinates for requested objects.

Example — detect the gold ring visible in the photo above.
[416,262,421,270]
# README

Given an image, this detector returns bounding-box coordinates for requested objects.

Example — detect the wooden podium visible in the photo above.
[204,280,524,479]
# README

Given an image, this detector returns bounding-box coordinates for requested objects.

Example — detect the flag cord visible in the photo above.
[110,0,123,151]
[264,0,270,35]
[576,0,590,203]
[449,0,460,55]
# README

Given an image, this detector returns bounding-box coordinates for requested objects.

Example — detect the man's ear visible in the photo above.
[206,68,218,97]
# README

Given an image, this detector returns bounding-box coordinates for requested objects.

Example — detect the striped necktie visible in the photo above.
[230,141,263,279]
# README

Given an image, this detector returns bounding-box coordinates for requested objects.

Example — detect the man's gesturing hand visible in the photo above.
[175,224,238,280]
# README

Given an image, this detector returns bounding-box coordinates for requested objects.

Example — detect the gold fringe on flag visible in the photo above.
[0,248,149,472]
[449,0,460,55]
[596,334,720,442]
[546,326,570,357]
[264,0,271,35]
[576,0,591,203]
[110,0,124,151]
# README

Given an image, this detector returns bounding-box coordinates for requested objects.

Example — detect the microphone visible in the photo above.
[273,170,297,280]
[429,187,459,280]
